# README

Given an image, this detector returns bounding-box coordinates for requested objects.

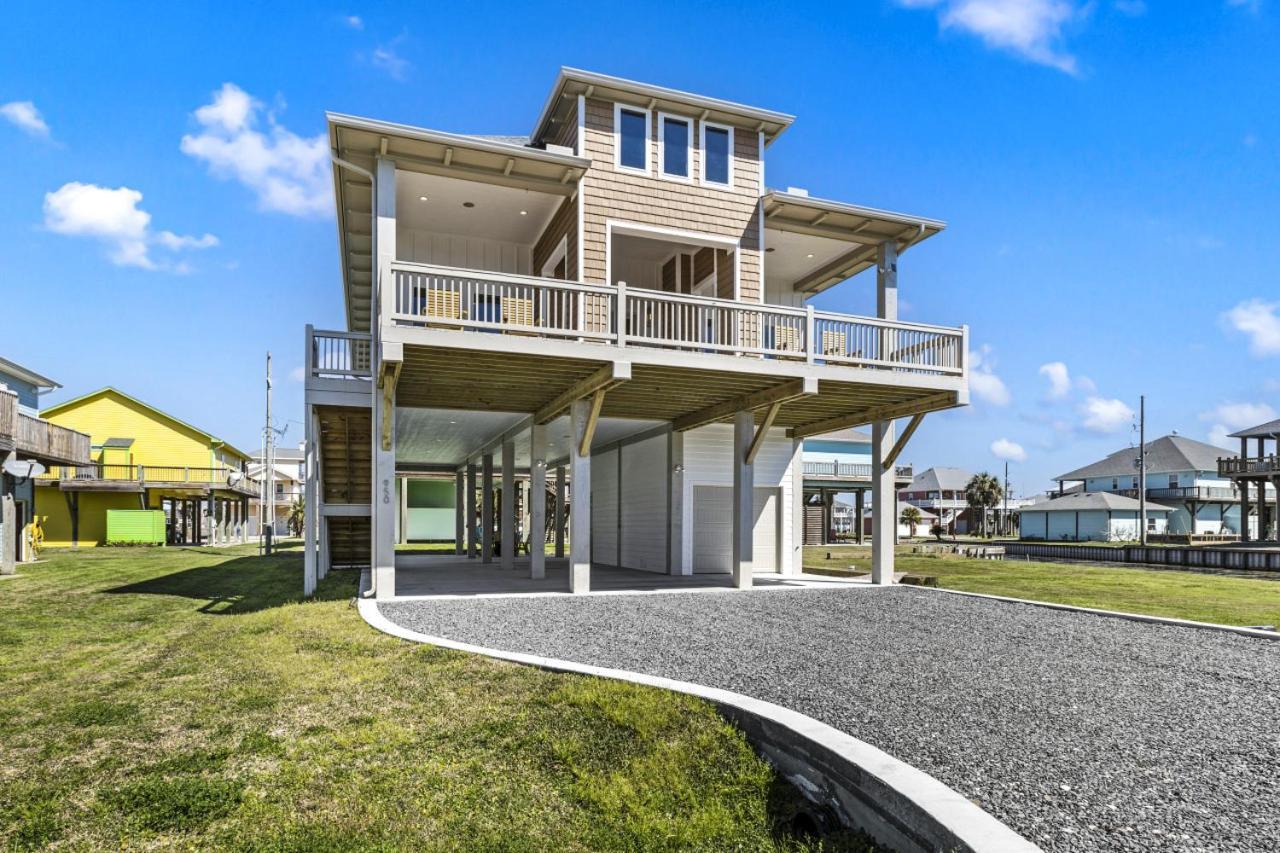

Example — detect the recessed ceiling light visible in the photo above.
[519,210,528,216]
[463,201,475,208]
[419,195,429,202]
[806,253,815,259]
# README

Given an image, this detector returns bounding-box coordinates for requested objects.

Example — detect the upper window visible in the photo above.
[615,105,649,173]
[701,122,733,186]
[659,113,691,180]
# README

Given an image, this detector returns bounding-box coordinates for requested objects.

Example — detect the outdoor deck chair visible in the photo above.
[821,330,848,358]
[502,296,535,332]
[421,290,463,327]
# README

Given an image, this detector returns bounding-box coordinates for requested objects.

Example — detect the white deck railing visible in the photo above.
[803,461,914,479]
[388,261,966,376]
[308,327,373,380]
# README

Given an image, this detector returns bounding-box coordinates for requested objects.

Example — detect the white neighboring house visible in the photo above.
[1019,492,1172,541]
[249,445,305,537]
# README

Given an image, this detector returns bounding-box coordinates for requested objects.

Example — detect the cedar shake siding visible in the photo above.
[533,195,578,279]
[580,97,762,301]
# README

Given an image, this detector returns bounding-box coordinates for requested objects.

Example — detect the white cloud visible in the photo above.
[1079,396,1134,434]
[1200,401,1277,449]
[969,345,1011,406]
[0,100,50,137]
[342,14,364,29]
[991,437,1028,462]
[180,83,330,217]
[289,365,307,382]
[43,182,216,271]
[371,44,410,80]
[1222,298,1280,357]
[895,0,1084,74]
[1038,361,1071,398]
[1227,0,1260,12]
[1114,0,1146,14]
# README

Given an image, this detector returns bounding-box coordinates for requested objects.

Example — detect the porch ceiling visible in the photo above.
[394,344,961,439]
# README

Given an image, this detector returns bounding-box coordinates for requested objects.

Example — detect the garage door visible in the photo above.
[692,486,780,573]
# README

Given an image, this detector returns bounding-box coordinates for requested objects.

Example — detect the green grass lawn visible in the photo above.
[0,544,868,851]
[805,546,1280,627]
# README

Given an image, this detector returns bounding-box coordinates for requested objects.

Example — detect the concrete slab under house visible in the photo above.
[301,67,970,600]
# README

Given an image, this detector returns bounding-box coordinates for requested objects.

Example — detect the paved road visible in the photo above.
[382,587,1280,852]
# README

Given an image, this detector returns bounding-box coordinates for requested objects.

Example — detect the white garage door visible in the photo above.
[692,486,779,573]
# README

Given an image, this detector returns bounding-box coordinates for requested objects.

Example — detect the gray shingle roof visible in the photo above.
[102,437,135,448]
[1230,418,1280,439]
[907,467,975,492]
[1054,435,1234,482]
[1022,492,1173,513]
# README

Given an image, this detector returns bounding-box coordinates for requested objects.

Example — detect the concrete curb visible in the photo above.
[922,586,1280,642]
[357,572,1041,853]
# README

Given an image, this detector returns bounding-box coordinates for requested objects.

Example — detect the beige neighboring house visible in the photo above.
[249,445,305,537]
[300,67,970,598]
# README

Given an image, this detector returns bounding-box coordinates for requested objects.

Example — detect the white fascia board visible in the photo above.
[327,112,591,169]
[764,190,947,232]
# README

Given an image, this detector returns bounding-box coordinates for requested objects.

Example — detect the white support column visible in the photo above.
[303,404,317,596]
[454,469,465,555]
[481,453,494,563]
[872,239,899,586]
[372,392,396,600]
[501,439,515,570]
[788,437,804,576]
[466,462,478,558]
[569,398,592,593]
[371,154,398,599]
[530,423,547,579]
[1,452,15,576]
[668,429,687,575]
[732,410,754,589]
[319,515,330,579]
[554,465,566,558]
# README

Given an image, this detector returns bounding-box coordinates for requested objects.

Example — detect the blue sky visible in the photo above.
[3,0,1277,493]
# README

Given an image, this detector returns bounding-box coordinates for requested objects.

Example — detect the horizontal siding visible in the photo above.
[591,448,619,566]
[620,434,667,572]
[681,424,795,572]
[580,98,762,301]
[43,393,214,468]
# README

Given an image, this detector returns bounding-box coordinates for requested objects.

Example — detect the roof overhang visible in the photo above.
[763,191,946,295]
[532,67,795,149]
[0,356,59,391]
[328,113,592,333]
[1229,419,1280,439]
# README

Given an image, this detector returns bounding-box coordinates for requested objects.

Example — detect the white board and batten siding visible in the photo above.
[591,448,620,567]
[396,227,533,276]
[590,435,669,572]
[683,424,798,575]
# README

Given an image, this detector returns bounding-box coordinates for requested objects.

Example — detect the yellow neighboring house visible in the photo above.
[35,388,257,547]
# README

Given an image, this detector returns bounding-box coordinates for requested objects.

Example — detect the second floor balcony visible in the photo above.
[803,460,913,481]
[39,463,260,497]
[386,261,966,376]
[1219,456,1280,478]
[0,388,92,467]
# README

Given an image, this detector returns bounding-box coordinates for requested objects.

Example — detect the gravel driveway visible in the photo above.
[381,587,1280,852]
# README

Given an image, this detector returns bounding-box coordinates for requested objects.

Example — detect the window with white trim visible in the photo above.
[615,104,649,173]
[659,113,691,180]
[701,122,733,186]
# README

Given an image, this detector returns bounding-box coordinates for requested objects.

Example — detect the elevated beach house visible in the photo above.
[35,388,257,547]
[1217,417,1280,541]
[800,428,912,545]
[0,357,91,567]
[302,68,970,597]
[1052,434,1252,538]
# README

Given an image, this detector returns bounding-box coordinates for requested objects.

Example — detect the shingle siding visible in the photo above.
[580,98,762,301]
[532,195,578,279]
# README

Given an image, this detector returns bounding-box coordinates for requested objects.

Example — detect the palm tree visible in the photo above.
[964,472,1004,538]
[287,497,305,538]
[900,506,923,539]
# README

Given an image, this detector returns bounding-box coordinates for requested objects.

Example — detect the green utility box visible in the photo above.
[106,510,166,545]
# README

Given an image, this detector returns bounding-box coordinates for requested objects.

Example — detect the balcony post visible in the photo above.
[569,398,592,593]
[615,281,628,348]
[804,305,815,364]
[1241,438,1251,542]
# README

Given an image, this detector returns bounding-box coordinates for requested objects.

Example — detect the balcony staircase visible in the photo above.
[317,407,372,568]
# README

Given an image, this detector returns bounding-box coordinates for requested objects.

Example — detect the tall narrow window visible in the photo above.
[701,122,732,186]
[660,114,690,179]
[617,106,648,172]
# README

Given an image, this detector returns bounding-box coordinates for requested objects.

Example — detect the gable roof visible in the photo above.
[806,428,872,444]
[1022,492,1173,513]
[1230,418,1280,439]
[1054,434,1234,482]
[907,466,974,492]
[0,356,59,391]
[40,387,250,460]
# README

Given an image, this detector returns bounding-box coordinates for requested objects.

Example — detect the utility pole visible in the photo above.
[263,352,275,555]
[1003,461,1010,538]
[1138,394,1147,547]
